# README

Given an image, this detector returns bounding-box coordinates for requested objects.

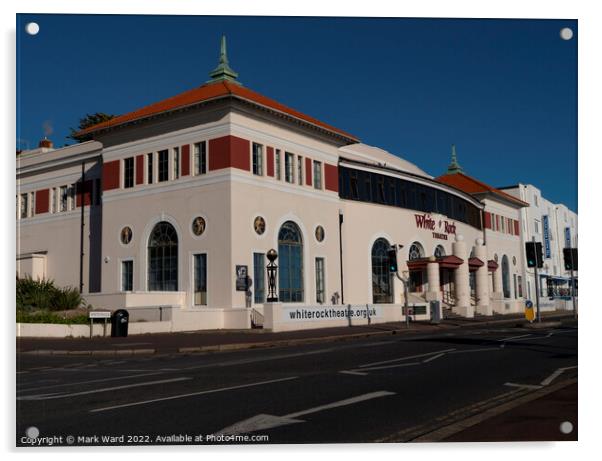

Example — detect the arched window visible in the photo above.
[148,221,178,291]
[278,221,304,302]
[409,242,425,261]
[434,245,446,258]
[372,238,393,303]
[502,255,511,298]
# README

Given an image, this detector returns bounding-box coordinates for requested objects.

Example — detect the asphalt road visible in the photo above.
[16,321,578,445]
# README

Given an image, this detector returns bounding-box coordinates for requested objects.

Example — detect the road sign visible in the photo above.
[89,311,111,319]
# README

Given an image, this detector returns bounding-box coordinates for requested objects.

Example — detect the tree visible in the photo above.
[68,112,115,142]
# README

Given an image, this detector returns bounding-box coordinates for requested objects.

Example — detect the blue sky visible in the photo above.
[16,15,577,211]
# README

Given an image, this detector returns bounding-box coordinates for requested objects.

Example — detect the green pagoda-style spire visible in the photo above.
[208,35,240,84]
[446,144,463,174]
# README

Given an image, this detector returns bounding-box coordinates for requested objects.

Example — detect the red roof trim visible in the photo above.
[76,81,358,142]
[435,172,529,207]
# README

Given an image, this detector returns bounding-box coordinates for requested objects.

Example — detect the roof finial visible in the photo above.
[446,144,463,174]
[208,35,241,84]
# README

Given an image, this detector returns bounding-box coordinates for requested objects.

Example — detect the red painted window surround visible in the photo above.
[266,147,274,177]
[76,179,93,207]
[484,212,492,229]
[324,163,338,192]
[305,157,312,186]
[208,135,251,172]
[102,160,121,191]
[514,219,520,236]
[35,189,49,214]
[135,155,144,185]
[181,144,190,176]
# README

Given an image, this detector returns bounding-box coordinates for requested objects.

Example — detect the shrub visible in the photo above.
[16,310,89,324]
[16,276,83,311]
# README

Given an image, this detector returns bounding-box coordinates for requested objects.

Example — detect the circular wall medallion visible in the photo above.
[192,216,206,236]
[513,256,517,266]
[254,216,266,235]
[120,226,132,245]
[315,225,325,242]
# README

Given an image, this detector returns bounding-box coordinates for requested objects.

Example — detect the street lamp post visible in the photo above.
[266,249,279,302]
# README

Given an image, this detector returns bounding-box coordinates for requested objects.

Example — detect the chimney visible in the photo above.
[38,137,53,149]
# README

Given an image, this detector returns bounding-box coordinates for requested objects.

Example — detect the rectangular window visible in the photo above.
[350,170,359,199]
[285,152,294,183]
[124,157,134,188]
[69,184,76,210]
[193,254,207,306]
[194,141,207,175]
[121,260,133,292]
[60,185,68,212]
[501,216,505,233]
[252,142,263,176]
[315,258,325,304]
[253,253,265,304]
[29,192,35,217]
[173,147,180,180]
[297,155,303,185]
[50,188,56,213]
[147,153,154,184]
[20,193,28,219]
[275,149,281,180]
[534,219,540,234]
[517,275,523,298]
[513,274,517,299]
[158,150,169,182]
[313,161,322,189]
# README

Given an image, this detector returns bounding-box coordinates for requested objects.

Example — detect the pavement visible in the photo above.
[16,310,574,356]
[16,319,578,445]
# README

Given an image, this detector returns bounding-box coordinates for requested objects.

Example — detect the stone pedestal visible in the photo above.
[452,235,473,318]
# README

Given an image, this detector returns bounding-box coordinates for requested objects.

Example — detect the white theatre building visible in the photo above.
[17,38,551,332]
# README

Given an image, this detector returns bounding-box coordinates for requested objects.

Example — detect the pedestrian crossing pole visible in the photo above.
[532,236,541,323]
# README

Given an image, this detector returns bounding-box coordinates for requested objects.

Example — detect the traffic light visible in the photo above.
[526,242,544,268]
[563,248,578,271]
[387,247,398,273]
[535,242,543,268]
[526,242,536,268]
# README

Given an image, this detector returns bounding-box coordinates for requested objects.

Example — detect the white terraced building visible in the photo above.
[16,38,564,333]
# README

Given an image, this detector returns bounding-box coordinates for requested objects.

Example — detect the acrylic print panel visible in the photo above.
[16,14,577,446]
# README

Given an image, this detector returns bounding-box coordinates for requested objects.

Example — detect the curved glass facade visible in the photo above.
[339,166,482,229]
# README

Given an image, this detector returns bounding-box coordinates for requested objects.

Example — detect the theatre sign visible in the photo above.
[414,213,457,240]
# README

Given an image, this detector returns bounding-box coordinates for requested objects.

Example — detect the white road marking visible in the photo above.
[422,353,446,363]
[497,334,532,342]
[540,366,577,386]
[339,370,368,376]
[217,391,395,435]
[504,382,543,390]
[89,376,299,413]
[353,361,422,373]
[178,348,335,371]
[448,347,501,354]
[17,372,161,393]
[358,349,456,368]
[19,377,190,401]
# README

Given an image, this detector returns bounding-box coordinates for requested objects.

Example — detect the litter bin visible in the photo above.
[111,309,129,337]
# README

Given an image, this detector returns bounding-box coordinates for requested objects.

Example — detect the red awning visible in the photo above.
[407,255,464,270]
[468,257,484,272]
[488,260,499,271]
